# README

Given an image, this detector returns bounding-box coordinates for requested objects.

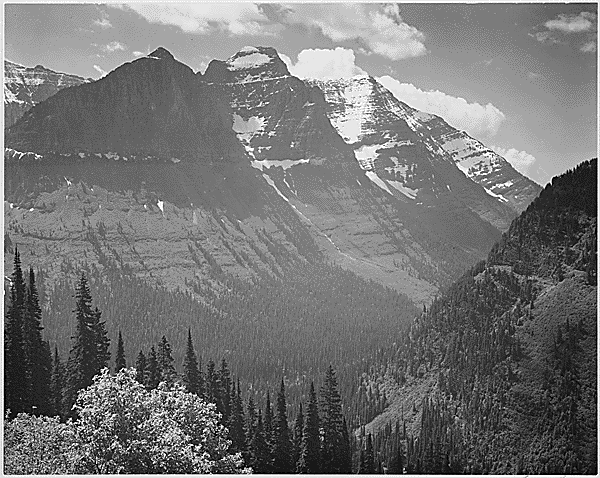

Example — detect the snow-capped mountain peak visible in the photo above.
[203,46,290,84]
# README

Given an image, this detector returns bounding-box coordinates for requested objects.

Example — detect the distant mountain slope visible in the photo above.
[5,47,515,305]
[4,60,90,128]
[359,159,596,474]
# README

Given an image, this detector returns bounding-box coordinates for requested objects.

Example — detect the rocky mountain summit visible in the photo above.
[4,60,90,128]
[5,47,541,304]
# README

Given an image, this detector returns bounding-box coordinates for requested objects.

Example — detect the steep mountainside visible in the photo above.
[311,76,541,227]
[358,159,596,474]
[4,60,90,128]
[5,46,518,305]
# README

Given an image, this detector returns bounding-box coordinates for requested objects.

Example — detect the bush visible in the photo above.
[4,368,250,474]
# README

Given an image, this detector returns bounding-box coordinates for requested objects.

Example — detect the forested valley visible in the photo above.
[4,160,597,474]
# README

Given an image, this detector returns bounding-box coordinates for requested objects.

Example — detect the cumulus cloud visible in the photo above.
[112,4,277,36]
[532,11,597,53]
[377,76,506,138]
[282,3,427,60]
[94,18,112,29]
[581,40,597,53]
[93,41,127,53]
[545,11,596,33]
[132,51,144,57]
[281,48,366,80]
[93,64,107,76]
[491,146,537,176]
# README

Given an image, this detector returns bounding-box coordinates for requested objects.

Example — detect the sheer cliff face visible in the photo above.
[310,76,541,228]
[4,47,539,303]
[4,60,90,128]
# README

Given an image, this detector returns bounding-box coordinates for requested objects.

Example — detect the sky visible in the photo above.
[4,2,598,185]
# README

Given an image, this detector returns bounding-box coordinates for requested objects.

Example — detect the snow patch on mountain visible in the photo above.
[366,171,393,196]
[230,53,272,70]
[251,158,309,171]
[262,173,289,203]
[387,180,418,199]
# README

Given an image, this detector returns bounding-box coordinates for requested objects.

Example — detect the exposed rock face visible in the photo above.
[310,76,541,229]
[4,60,90,128]
[4,46,539,304]
[397,110,542,213]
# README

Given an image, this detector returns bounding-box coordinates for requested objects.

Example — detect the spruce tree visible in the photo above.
[23,267,51,416]
[228,378,247,455]
[4,248,28,417]
[135,350,146,384]
[205,359,217,404]
[298,381,321,473]
[341,416,352,473]
[145,346,159,389]
[273,378,293,473]
[50,346,64,419]
[364,433,375,474]
[263,391,274,473]
[114,331,126,373]
[182,329,201,395]
[156,335,176,386]
[320,365,346,473]
[217,358,232,421]
[293,403,304,471]
[250,410,270,473]
[246,396,257,464]
[64,274,110,417]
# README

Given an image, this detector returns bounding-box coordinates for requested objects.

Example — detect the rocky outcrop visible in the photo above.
[4,60,90,128]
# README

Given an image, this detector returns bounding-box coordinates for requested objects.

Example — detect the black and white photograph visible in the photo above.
[3,2,598,474]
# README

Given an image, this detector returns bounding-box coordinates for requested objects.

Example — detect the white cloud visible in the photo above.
[133,51,144,57]
[377,76,506,138]
[94,17,112,29]
[282,4,427,60]
[282,48,366,80]
[93,65,107,76]
[112,4,274,36]
[93,41,127,53]
[581,40,597,53]
[545,11,596,33]
[491,146,537,176]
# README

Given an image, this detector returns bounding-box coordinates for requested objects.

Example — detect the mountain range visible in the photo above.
[4,46,541,306]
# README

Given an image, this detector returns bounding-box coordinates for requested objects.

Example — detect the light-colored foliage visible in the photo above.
[4,368,250,474]
[3,413,82,474]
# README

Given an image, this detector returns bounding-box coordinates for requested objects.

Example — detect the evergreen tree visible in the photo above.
[217,358,232,421]
[205,359,217,404]
[4,248,28,417]
[273,378,293,473]
[227,378,247,455]
[298,381,321,473]
[264,390,273,439]
[156,335,176,386]
[63,274,110,417]
[292,403,304,471]
[182,329,202,396]
[50,346,64,419]
[114,331,126,373]
[364,433,375,474]
[23,267,51,416]
[135,350,146,384]
[250,410,270,473]
[341,416,352,473]
[145,346,159,390]
[320,365,346,473]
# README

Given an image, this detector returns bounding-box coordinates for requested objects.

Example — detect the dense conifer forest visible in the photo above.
[4,160,596,474]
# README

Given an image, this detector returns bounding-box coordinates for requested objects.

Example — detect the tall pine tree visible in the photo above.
[114,331,126,373]
[156,335,176,386]
[273,378,293,473]
[50,346,65,419]
[145,346,159,389]
[4,248,28,417]
[135,350,146,384]
[63,273,110,417]
[298,381,321,473]
[320,365,347,473]
[293,403,304,471]
[23,267,52,416]
[227,378,247,455]
[182,329,202,396]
